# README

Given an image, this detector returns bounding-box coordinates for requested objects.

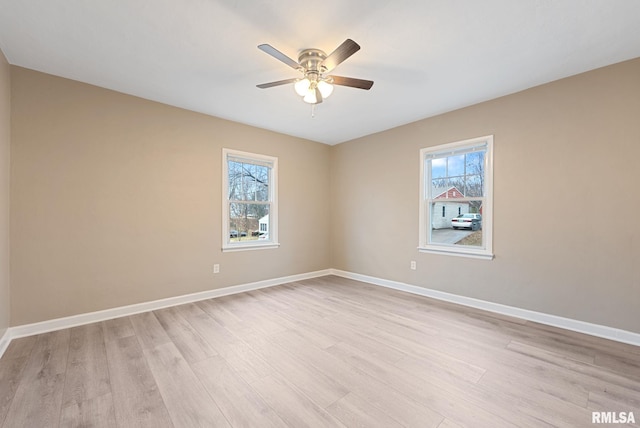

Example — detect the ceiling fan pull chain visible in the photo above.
[311,103,316,118]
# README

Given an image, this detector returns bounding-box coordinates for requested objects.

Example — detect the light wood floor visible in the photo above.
[0,275,639,427]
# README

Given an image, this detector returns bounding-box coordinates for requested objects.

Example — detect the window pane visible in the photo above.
[241,163,255,201]
[429,202,483,247]
[465,151,485,175]
[229,203,270,242]
[432,179,465,199]
[447,154,465,176]
[431,179,448,198]
[429,149,486,199]
[448,177,465,197]
[254,165,270,202]
[228,160,271,202]
[431,178,446,195]
[228,161,242,200]
[431,158,446,179]
[240,163,254,201]
[464,174,483,197]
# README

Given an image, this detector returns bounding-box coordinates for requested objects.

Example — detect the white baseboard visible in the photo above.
[330,269,640,347]
[2,267,638,361]
[1,269,331,356]
[0,328,10,358]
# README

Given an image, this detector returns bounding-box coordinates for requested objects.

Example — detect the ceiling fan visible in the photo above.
[256,39,374,105]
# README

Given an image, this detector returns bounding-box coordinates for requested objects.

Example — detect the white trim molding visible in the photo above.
[330,269,640,347]
[0,328,10,358]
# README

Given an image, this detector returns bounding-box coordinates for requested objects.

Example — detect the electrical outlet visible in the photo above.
[213,264,220,274]
[410,261,416,270]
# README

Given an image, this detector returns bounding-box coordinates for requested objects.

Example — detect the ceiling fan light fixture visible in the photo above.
[294,78,310,96]
[317,80,333,98]
[296,77,331,104]
[303,88,319,104]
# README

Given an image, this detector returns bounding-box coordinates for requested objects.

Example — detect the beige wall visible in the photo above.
[0,49,10,336]
[8,58,640,334]
[331,58,640,333]
[10,67,331,325]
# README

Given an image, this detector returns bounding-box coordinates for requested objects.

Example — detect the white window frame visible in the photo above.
[418,135,494,260]
[222,148,279,252]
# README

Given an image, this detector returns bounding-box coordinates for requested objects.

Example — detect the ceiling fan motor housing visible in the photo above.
[298,49,328,76]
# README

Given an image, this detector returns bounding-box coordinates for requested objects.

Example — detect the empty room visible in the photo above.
[0,1,639,427]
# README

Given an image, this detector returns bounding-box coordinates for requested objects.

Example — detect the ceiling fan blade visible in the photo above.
[329,75,374,90]
[256,78,298,89]
[258,44,301,70]
[320,39,361,72]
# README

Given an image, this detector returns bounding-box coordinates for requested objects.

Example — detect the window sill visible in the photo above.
[222,242,280,252]
[418,246,494,260]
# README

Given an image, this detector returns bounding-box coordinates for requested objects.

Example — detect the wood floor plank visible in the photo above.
[195,298,246,330]
[269,329,445,428]
[394,349,486,384]
[177,302,241,353]
[245,289,293,312]
[506,340,640,396]
[0,336,36,361]
[255,303,340,350]
[242,332,350,409]
[326,391,406,428]
[250,373,346,428]
[217,296,295,336]
[104,335,172,427]
[143,342,230,427]
[222,340,274,385]
[477,369,594,427]
[263,295,409,365]
[178,303,273,384]
[437,418,465,428]
[191,355,286,428]
[399,330,594,408]
[325,326,546,427]
[61,323,110,408]
[154,306,217,364]
[2,330,70,428]
[0,355,29,426]
[594,351,640,381]
[0,338,37,424]
[588,389,640,415]
[271,284,340,318]
[477,356,589,408]
[102,316,135,343]
[129,312,171,350]
[59,392,116,428]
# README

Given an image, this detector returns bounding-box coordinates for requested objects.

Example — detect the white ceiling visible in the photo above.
[1,1,640,145]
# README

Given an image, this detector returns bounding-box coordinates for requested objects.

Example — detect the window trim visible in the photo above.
[222,148,279,252]
[418,135,494,260]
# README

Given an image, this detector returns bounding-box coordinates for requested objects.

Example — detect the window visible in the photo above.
[419,135,493,259]
[222,149,278,251]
